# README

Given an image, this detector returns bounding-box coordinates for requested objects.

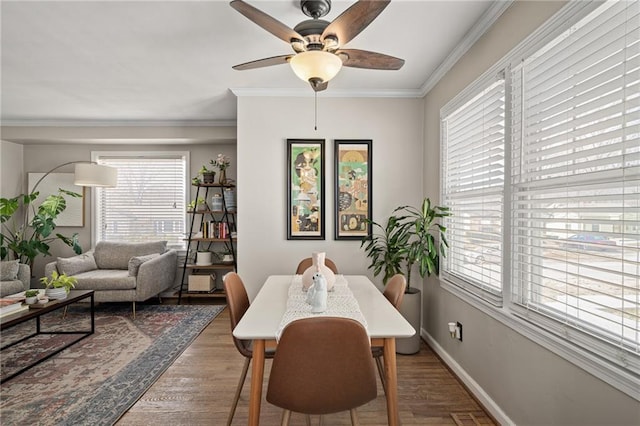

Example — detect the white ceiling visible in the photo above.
[1,0,502,126]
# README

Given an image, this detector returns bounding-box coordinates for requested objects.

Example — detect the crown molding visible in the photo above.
[0,119,237,127]
[230,87,422,98]
[419,0,514,96]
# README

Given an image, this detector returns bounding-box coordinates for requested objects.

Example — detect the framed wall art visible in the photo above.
[334,140,372,240]
[287,139,325,240]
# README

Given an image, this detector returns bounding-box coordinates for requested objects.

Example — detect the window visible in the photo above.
[440,0,639,395]
[510,0,639,366]
[94,152,188,250]
[441,78,505,306]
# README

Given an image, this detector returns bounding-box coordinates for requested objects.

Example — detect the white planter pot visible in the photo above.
[45,287,68,300]
[396,288,421,354]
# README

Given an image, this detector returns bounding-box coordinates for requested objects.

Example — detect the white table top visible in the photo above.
[233,275,416,340]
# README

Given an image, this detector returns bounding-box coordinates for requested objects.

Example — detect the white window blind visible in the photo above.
[510,0,639,369]
[95,154,187,250]
[441,78,505,305]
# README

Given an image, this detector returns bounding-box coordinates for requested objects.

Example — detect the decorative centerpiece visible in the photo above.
[40,271,77,300]
[301,252,335,291]
[211,154,231,185]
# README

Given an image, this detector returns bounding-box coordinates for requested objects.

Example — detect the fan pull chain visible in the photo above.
[314,91,318,131]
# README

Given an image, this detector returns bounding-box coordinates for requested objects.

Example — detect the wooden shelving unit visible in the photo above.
[178,183,236,304]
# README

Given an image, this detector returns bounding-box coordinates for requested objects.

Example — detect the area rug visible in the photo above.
[0,303,224,425]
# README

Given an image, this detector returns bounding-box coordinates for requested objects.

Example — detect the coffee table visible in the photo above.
[0,289,94,383]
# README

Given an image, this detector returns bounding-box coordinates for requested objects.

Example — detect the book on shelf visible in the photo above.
[201,221,230,239]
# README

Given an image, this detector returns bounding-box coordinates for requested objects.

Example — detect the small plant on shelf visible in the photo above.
[195,165,216,184]
[188,197,207,212]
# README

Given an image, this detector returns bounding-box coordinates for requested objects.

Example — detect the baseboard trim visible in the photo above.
[421,329,514,426]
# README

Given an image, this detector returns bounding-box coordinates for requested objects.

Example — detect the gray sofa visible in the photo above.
[0,261,31,297]
[45,241,177,315]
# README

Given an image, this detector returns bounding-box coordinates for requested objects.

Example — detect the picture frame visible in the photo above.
[27,172,85,227]
[334,140,372,240]
[287,139,325,240]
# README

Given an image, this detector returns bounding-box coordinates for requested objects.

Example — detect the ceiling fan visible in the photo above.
[230,0,405,92]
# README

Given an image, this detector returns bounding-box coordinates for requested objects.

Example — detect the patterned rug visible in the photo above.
[0,303,224,425]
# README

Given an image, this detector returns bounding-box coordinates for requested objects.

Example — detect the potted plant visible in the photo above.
[24,289,40,304]
[40,270,77,300]
[188,197,207,212]
[0,189,83,267]
[361,197,450,354]
[198,165,216,184]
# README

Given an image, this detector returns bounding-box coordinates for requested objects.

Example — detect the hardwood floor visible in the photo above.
[117,303,496,425]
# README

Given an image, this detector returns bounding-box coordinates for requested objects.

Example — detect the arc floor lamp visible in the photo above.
[30,161,118,194]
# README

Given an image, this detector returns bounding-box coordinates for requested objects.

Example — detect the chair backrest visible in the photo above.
[266,317,377,415]
[383,274,406,309]
[295,257,339,275]
[223,272,252,358]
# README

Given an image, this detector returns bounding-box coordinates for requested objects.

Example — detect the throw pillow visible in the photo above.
[128,253,161,276]
[94,241,167,269]
[57,253,98,276]
[0,260,20,281]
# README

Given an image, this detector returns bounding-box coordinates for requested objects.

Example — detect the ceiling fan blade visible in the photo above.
[321,0,390,46]
[337,49,404,70]
[232,54,294,70]
[230,0,305,44]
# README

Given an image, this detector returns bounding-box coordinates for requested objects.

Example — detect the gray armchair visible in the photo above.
[0,262,31,297]
[45,241,177,316]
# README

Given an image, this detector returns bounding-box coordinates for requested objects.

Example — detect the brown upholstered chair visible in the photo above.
[295,257,339,275]
[266,317,377,426]
[223,272,275,426]
[373,274,407,394]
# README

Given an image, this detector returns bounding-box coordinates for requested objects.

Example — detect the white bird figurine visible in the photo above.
[309,272,328,313]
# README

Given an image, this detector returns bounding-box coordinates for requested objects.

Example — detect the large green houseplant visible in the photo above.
[361,197,449,354]
[361,197,450,290]
[0,189,83,266]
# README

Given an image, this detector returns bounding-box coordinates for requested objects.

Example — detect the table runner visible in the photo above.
[275,274,368,340]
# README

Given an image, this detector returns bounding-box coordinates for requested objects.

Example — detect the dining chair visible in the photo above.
[295,257,339,274]
[266,317,377,426]
[373,273,406,394]
[223,272,275,426]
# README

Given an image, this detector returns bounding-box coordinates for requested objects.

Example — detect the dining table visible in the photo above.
[232,274,416,425]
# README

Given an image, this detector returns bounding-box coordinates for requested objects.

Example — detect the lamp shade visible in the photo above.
[74,163,118,187]
[290,51,343,83]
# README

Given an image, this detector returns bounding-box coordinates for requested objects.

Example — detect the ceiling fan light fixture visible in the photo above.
[290,50,342,84]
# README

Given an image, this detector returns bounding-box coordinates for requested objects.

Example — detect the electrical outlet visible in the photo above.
[456,322,463,341]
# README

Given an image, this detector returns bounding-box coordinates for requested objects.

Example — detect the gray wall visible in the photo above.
[422,1,639,425]
[3,134,235,281]
[236,95,425,299]
[0,140,24,197]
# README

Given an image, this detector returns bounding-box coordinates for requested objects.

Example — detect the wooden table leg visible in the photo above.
[248,339,265,426]
[383,337,399,426]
